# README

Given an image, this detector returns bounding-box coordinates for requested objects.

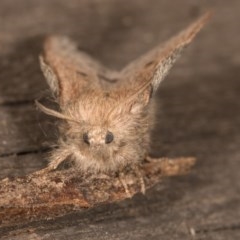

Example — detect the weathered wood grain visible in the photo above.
[0,153,46,180]
[0,104,55,155]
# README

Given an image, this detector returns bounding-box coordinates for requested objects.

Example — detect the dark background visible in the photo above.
[0,0,240,239]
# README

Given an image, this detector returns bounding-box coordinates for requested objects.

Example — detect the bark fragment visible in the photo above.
[0,157,195,227]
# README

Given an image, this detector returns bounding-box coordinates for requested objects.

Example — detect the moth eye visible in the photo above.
[105,131,114,144]
[83,132,90,145]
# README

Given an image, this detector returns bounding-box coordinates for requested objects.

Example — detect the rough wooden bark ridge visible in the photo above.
[0,157,195,227]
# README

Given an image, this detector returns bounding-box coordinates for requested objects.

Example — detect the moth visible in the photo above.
[37,12,210,193]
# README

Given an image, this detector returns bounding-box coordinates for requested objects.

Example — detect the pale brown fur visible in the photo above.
[37,12,211,174]
[51,88,151,173]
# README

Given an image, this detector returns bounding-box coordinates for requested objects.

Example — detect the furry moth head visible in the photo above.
[37,12,210,172]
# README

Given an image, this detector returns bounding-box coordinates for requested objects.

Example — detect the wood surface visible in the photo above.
[0,0,240,239]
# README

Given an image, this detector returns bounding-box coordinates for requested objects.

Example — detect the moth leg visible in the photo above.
[47,148,72,171]
[118,172,132,198]
[133,165,146,194]
[146,155,161,163]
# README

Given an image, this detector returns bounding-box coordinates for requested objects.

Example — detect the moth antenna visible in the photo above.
[119,80,152,107]
[35,100,78,122]
[107,80,152,117]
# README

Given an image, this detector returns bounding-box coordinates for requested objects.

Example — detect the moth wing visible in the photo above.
[121,12,211,96]
[40,36,111,105]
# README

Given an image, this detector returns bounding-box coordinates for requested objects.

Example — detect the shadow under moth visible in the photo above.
[0,12,210,226]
